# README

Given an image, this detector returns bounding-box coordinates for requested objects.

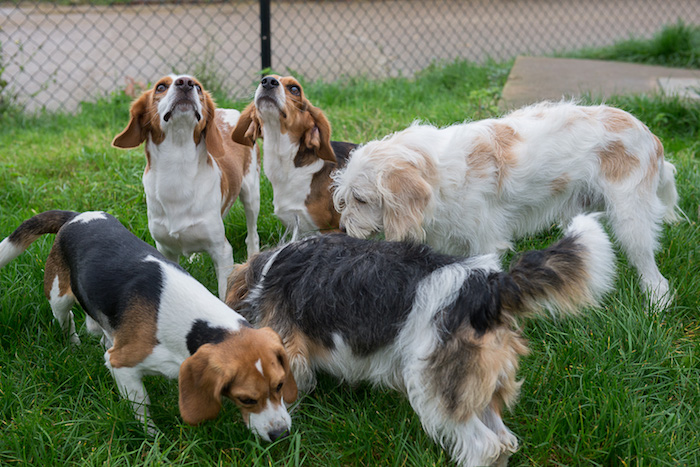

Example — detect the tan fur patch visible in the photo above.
[601,107,636,133]
[467,123,520,190]
[551,174,571,196]
[225,262,251,308]
[305,163,342,231]
[598,140,640,182]
[108,296,159,368]
[43,242,72,299]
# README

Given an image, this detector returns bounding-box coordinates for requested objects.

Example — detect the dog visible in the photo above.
[225,213,616,466]
[231,75,357,238]
[0,210,297,441]
[331,101,679,310]
[113,74,260,299]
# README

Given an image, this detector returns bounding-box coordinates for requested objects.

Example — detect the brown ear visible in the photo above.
[178,345,228,425]
[112,91,150,149]
[232,102,260,147]
[379,163,433,243]
[306,105,336,163]
[225,262,251,309]
[260,327,298,403]
[203,93,225,159]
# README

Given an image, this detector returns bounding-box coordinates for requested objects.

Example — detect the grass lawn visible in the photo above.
[0,25,699,466]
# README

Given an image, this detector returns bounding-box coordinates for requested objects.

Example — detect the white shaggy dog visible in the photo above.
[332,101,679,309]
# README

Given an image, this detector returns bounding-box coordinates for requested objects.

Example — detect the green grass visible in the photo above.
[1,40,699,466]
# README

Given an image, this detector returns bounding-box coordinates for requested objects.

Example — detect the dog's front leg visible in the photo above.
[207,240,234,300]
[104,353,156,434]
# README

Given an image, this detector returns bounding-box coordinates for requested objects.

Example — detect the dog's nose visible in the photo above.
[175,77,195,91]
[339,224,347,233]
[261,76,280,90]
[268,428,289,442]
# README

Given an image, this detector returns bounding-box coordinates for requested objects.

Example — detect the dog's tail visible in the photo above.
[0,210,78,269]
[499,213,616,318]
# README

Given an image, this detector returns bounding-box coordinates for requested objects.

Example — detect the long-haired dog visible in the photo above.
[225,213,615,466]
[331,101,678,309]
[113,74,260,299]
[0,211,296,441]
[232,75,357,237]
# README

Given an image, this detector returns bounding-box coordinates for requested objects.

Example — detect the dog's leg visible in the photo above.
[45,275,80,345]
[208,241,235,300]
[606,194,673,310]
[104,353,156,434]
[239,163,261,257]
[480,403,518,456]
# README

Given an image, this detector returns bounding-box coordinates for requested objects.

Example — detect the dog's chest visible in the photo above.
[144,138,223,237]
[262,131,324,231]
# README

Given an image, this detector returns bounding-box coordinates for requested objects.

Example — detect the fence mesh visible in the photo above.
[2,0,699,112]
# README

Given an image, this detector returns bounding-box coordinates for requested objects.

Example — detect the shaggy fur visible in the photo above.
[332,101,678,310]
[225,213,616,466]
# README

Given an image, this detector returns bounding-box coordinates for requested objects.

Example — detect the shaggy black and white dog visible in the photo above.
[226,214,615,466]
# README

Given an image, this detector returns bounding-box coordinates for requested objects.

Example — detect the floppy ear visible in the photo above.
[306,105,336,163]
[178,344,229,425]
[378,162,433,243]
[225,262,251,309]
[202,92,225,159]
[259,327,298,404]
[231,102,261,147]
[112,91,151,149]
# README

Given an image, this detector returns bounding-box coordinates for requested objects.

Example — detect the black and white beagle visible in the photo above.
[0,210,296,441]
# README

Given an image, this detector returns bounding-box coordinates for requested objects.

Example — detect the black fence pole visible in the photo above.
[260,0,272,73]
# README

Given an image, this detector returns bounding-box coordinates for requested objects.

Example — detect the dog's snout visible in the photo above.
[268,428,289,442]
[175,77,195,91]
[261,76,280,90]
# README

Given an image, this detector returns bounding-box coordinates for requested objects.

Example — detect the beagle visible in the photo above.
[232,75,357,238]
[0,210,297,441]
[113,74,260,299]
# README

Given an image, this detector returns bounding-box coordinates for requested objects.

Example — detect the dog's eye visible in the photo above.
[353,194,367,204]
[276,382,283,392]
[155,83,167,93]
[239,397,258,406]
[288,85,301,96]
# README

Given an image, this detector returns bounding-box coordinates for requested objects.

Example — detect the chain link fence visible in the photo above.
[2,0,699,112]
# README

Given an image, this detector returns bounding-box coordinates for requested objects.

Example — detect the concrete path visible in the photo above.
[501,56,700,109]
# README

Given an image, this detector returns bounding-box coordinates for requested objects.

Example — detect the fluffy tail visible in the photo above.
[501,213,616,317]
[0,210,78,269]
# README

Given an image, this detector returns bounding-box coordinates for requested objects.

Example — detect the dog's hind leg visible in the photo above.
[239,158,261,257]
[44,251,80,345]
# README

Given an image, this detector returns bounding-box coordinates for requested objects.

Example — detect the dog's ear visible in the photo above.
[232,102,261,147]
[112,91,152,149]
[378,162,433,243]
[225,262,252,309]
[202,91,226,159]
[305,104,336,163]
[259,327,299,404]
[178,344,229,425]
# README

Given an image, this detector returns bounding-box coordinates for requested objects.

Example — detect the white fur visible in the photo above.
[140,75,260,299]
[0,237,23,269]
[333,101,678,310]
[70,211,108,225]
[248,398,293,443]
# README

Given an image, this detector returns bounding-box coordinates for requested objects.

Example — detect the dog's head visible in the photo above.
[332,128,439,242]
[178,326,298,442]
[231,75,335,164]
[112,74,224,159]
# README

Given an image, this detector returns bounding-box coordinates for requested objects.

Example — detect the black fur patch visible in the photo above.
[242,234,461,356]
[330,141,357,168]
[8,210,78,246]
[55,212,180,330]
[186,319,229,355]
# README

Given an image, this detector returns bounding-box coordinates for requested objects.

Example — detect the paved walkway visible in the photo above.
[501,56,700,109]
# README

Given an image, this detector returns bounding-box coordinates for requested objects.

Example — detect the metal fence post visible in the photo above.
[260,0,272,73]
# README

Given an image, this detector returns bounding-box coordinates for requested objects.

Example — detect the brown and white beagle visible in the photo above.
[113,74,260,299]
[0,210,296,441]
[232,75,357,238]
